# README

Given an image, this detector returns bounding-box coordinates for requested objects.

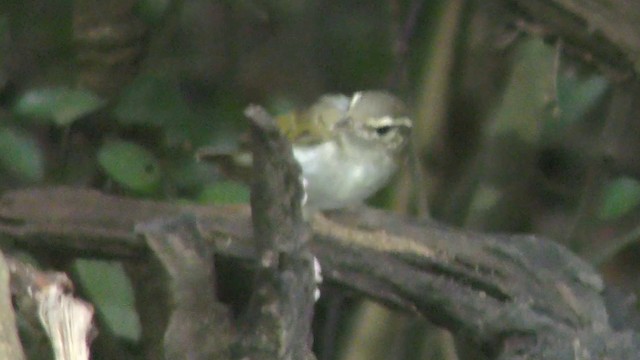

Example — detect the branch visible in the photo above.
[7,255,95,360]
[1,187,639,358]
[136,214,233,360]
[0,253,26,360]
[233,105,316,359]
[493,0,640,78]
[131,105,319,359]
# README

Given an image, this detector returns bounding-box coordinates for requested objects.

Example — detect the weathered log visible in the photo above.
[0,185,638,358]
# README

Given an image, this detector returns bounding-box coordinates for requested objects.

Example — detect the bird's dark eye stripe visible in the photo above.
[376,126,392,136]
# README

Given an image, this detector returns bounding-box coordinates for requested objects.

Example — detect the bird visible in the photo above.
[198,90,412,214]
[278,90,412,213]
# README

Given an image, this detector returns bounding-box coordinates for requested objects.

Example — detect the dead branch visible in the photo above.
[0,185,638,358]
[492,0,640,79]
[0,253,27,360]
[7,255,95,360]
[232,105,316,359]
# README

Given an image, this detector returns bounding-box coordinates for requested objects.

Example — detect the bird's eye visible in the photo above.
[375,126,392,136]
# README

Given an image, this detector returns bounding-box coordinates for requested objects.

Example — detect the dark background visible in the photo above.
[1,0,639,359]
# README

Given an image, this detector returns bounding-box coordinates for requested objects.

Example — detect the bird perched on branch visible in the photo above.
[198,90,413,214]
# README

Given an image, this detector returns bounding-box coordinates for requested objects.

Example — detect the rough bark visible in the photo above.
[231,105,317,359]
[0,252,26,360]
[0,186,638,358]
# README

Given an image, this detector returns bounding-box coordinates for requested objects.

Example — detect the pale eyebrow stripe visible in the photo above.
[367,116,412,128]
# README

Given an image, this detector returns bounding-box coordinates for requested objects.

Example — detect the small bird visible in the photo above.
[198,90,412,213]
[279,91,412,213]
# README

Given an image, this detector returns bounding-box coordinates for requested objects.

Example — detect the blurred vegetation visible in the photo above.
[1,0,639,359]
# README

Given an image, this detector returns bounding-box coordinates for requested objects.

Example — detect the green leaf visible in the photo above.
[14,87,106,126]
[556,74,609,125]
[198,181,250,204]
[73,259,141,341]
[98,140,161,193]
[599,177,640,220]
[0,127,44,182]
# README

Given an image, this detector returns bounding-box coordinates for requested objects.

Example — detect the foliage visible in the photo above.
[14,87,106,126]
[599,177,640,221]
[0,127,44,182]
[1,0,637,359]
[97,139,161,194]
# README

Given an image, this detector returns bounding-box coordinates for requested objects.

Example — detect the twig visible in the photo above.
[234,105,316,359]
[0,252,26,360]
[388,0,426,89]
[7,256,95,360]
[497,0,639,79]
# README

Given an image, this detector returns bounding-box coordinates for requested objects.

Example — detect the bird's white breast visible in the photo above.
[293,141,397,211]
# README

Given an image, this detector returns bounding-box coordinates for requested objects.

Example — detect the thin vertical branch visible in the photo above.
[234,105,316,360]
[0,253,26,360]
[388,0,426,90]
